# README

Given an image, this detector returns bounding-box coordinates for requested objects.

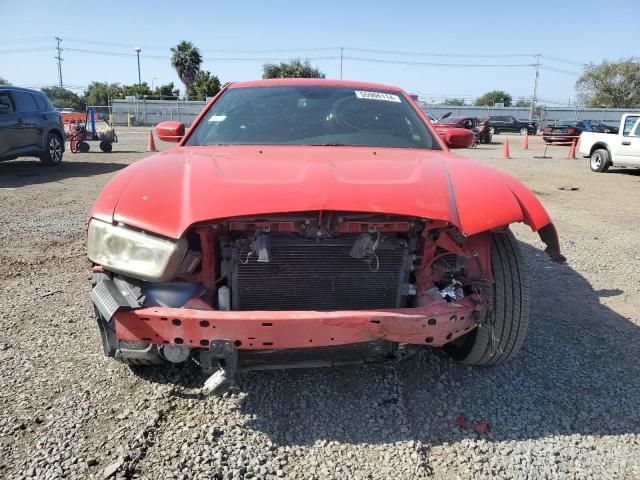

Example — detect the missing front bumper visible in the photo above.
[113,295,483,351]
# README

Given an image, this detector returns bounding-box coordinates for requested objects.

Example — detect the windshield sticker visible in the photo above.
[208,115,227,122]
[355,91,401,103]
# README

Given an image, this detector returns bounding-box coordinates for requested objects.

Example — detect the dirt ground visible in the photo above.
[0,131,638,479]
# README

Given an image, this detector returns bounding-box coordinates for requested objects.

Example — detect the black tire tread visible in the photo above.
[121,356,165,366]
[458,231,530,366]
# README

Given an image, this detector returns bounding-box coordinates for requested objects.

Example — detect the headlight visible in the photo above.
[87,219,187,282]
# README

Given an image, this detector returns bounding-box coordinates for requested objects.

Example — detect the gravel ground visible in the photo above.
[0,131,638,479]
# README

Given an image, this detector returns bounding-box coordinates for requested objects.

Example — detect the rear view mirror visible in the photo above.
[0,104,10,114]
[156,121,185,142]
[444,128,475,149]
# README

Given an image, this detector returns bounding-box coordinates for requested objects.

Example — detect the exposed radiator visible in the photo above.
[229,235,411,311]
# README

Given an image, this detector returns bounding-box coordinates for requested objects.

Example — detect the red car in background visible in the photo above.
[433,115,492,146]
[87,79,562,394]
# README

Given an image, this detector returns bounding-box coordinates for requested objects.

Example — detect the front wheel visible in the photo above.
[590,149,610,173]
[444,231,530,366]
[40,132,63,166]
[519,127,529,136]
[99,141,113,153]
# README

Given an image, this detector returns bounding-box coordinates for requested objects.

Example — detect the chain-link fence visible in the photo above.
[420,104,640,129]
[103,98,640,130]
[110,99,208,126]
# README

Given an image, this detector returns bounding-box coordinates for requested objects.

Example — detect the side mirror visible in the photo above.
[0,104,10,114]
[156,121,185,142]
[444,128,475,149]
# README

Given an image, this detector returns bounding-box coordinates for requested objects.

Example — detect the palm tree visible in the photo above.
[170,41,202,101]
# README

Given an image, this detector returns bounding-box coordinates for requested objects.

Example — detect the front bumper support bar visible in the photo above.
[114,296,483,350]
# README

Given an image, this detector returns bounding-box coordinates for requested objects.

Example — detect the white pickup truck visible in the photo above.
[579,113,640,172]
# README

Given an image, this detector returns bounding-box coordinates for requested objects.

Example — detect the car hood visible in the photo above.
[92,145,552,240]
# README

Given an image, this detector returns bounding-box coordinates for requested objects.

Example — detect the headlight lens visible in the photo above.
[87,219,187,281]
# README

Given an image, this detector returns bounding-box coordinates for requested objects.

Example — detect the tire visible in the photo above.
[40,132,64,166]
[519,127,529,136]
[99,141,113,153]
[444,230,530,366]
[122,353,165,366]
[590,148,610,173]
[78,141,90,153]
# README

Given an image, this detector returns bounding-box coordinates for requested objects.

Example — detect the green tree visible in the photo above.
[0,77,9,85]
[120,82,152,98]
[442,98,466,106]
[515,99,531,107]
[187,71,221,101]
[41,87,85,111]
[154,82,179,98]
[84,82,123,106]
[170,41,202,101]
[262,58,325,79]
[475,90,512,107]
[576,58,640,108]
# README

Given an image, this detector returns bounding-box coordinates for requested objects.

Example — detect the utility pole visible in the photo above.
[134,47,142,121]
[339,47,343,80]
[134,47,142,97]
[529,54,540,120]
[54,36,63,88]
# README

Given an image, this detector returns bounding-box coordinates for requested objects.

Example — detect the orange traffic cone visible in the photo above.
[147,130,157,152]
[522,133,529,150]
[502,139,510,159]
[568,139,576,159]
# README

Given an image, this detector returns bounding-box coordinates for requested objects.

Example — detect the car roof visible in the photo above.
[228,78,404,92]
[0,85,46,95]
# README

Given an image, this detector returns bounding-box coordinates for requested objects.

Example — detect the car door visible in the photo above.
[11,90,42,151]
[32,93,51,143]
[616,116,640,166]
[504,116,516,132]
[0,90,20,158]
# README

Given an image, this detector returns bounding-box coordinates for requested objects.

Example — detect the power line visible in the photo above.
[541,55,587,67]
[540,65,582,76]
[64,47,339,62]
[345,47,537,58]
[62,37,339,54]
[205,56,339,62]
[0,36,52,45]
[344,56,535,67]
[0,47,55,54]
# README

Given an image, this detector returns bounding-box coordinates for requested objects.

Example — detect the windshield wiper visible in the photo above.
[308,143,351,146]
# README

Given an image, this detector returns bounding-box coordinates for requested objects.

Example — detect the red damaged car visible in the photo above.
[88,79,562,394]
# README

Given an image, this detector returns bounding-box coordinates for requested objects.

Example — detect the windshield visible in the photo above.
[437,117,463,124]
[187,85,439,150]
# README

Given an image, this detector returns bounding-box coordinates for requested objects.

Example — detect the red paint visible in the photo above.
[92,146,552,239]
[114,295,483,349]
[156,121,185,142]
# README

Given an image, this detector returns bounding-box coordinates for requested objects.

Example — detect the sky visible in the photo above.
[1,0,639,106]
